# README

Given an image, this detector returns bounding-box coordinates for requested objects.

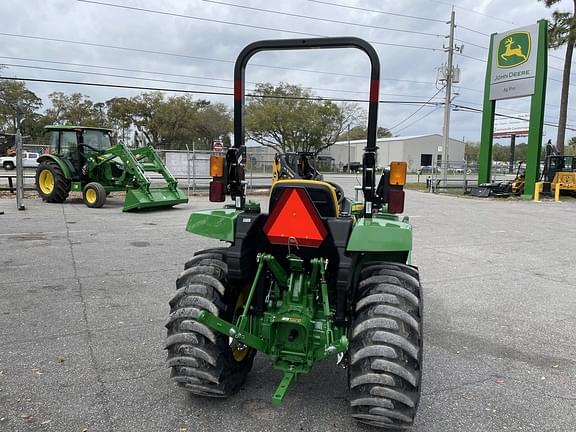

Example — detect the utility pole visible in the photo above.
[437,10,463,185]
[15,106,25,211]
[441,9,456,185]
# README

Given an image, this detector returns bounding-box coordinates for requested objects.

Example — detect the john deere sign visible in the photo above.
[490,24,539,100]
[480,20,548,199]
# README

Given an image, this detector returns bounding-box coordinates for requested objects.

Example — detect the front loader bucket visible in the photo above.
[123,186,188,212]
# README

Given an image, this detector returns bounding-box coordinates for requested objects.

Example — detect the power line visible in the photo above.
[457,24,490,37]
[4,39,571,114]
[0,75,232,96]
[395,107,442,134]
[0,32,439,84]
[424,0,516,25]
[453,104,576,132]
[550,53,567,62]
[199,0,443,38]
[389,86,445,131]
[455,38,488,50]
[0,61,445,100]
[0,55,235,83]
[457,52,488,63]
[456,98,576,127]
[77,0,439,51]
[550,65,576,75]
[0,54,438,88]
[454,88,576,115]
[0,75,445,106]
[0,31,233,64]
[457,49,575,79]
[6,74,570,132]
[306,0,445,23]
[456,86,483,94]
[1,63,233,90]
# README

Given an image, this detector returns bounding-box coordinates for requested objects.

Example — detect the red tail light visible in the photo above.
[209,181,226,202]
[264,188,327,247]
[387,189,405,214]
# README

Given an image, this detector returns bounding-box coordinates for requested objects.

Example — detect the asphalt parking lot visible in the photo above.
[1,189,575,432]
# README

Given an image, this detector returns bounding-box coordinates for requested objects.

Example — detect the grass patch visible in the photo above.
[404,182,428,191]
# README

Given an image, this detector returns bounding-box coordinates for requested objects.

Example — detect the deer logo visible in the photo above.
[501,37,527,61]
[497,32,531,68]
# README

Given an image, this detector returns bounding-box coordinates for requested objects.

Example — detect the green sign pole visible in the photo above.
[478,33,497,185]
[522,19,548,199]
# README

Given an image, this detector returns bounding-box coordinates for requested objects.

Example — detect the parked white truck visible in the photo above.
[0,152,40,170]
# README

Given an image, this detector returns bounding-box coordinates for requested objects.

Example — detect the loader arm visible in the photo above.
[84,143,187,211]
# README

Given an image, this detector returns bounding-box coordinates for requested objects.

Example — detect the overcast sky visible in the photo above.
[1,0,574,143]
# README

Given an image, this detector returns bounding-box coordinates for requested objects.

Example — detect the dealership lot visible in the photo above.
[0,190,575,432]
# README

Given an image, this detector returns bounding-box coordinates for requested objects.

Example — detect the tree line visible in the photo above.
[0,79,374,152]
[465,139,576,162]
[0,80,232,150]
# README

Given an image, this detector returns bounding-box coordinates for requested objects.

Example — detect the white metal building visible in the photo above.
[323,134,465,172]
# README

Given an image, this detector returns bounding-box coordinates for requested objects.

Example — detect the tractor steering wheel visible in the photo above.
[78,143,101,153]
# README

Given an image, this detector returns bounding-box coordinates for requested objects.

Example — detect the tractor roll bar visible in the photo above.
[232,37,381,216]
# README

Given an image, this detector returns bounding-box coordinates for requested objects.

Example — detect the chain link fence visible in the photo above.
[2,140,518,196]
[414,160,516,193]
[157,148,275,192]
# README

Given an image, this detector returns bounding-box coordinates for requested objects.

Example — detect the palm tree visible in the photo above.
[541,0,576,154]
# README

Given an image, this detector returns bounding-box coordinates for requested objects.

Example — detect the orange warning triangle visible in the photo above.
[264,188,327,247]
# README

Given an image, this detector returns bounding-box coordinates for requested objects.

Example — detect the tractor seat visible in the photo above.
[269,180,339,218]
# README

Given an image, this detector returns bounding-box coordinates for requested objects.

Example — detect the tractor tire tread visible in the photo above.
[185,249,228,270]
[35,161,70,203]
[349,262,423,429]
[166,251,254,399]
[83,182,107,208]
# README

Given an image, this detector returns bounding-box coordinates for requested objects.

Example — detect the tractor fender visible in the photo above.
[346,216,412,253]
[186,208,243,242]
[37,155,74,180]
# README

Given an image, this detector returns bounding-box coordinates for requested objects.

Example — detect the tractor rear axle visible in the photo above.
[196,253,348,404]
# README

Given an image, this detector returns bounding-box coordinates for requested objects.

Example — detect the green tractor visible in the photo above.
[165,38,423,429]
[35,125,188,211]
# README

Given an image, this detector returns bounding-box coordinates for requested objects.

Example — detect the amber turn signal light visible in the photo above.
[389,161,407,186]
[210,155,225,177]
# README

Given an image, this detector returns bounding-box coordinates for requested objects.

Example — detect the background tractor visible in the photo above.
[35,125,187,211]
[540,143,576,195]
[0,133,16,157]
[272,151,323,183]
[165,38,423,429]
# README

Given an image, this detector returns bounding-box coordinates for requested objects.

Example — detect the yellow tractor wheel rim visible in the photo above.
[231,288,251,362]
[85,188,97,204]
[39,170,55,194]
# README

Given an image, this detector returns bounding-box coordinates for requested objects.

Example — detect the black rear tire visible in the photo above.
[184,248,228,270]
[3,161,15,170]
[349,262,423,429]
[165,249,255,397]
[35,161,70,203]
